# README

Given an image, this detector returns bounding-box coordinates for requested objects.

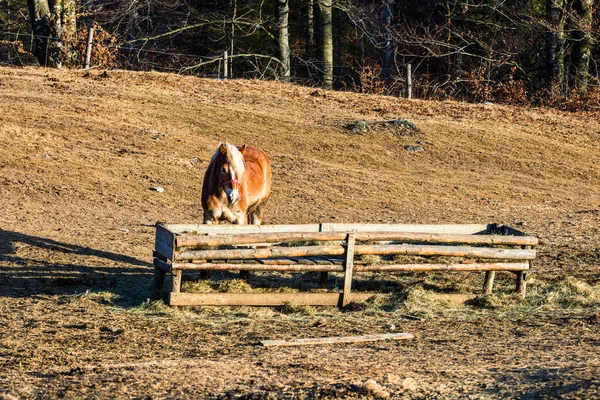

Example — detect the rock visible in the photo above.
[404,145,424,153]
[347,120,370,134]
[150,186,165,193]
[190,157,200,165]
[391,118,420,133]
[387,323,396,331]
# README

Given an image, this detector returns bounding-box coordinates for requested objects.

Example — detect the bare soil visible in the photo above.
[0,66,599,399]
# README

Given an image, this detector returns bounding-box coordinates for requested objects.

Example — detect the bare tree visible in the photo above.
[278,0,290,81]
[571,0,594,95]
[318,0,333,89]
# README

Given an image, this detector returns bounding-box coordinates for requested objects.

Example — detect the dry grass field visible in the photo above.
[0,66,599,399]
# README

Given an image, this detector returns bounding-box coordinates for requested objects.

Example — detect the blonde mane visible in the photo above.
[210,142,245,178]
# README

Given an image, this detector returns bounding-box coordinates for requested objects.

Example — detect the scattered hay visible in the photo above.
[400,286,465,315]
[84,291,119,305]
[361,254,381,265]
[182,279,215,293]
[280,302,317,315]
[217,279,254,293]
[133,300,174,315]
[527,277,600,309]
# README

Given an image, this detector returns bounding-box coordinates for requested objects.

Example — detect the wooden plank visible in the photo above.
[293,257,316,265]
[176,243,536,261]
[260,332,414,347]
[172,262,342,272]
[342,234,356,307]
[320,223,491,234]
[175,231,538,248]
[155,237,174,261]
[156,224,175,248]
[169,261,528,272]
[166,224,321,235]
[153,257,172,273]
[153,266,166,296]
[355,262,530,272]
[169,292,376,306]
[310,257,333,265]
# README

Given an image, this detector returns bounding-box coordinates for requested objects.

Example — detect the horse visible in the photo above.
[202,142,272,225]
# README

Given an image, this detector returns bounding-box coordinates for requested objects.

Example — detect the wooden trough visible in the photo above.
[153,223,538,307]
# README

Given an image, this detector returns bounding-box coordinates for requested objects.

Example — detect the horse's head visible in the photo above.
[215,142,246,206]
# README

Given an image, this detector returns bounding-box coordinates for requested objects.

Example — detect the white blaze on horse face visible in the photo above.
[225,163,239,206]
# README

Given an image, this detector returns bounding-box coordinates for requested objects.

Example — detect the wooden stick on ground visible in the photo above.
[260,332,414,347]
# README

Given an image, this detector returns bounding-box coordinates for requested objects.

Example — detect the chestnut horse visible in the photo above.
[202,142,272,225]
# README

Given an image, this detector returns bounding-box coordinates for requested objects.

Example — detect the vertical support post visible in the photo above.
[170,269,183,306]
[341,233,356,307]
[483,271,495,294]
[153,266,166,298]
[320,272,328,289]
[84,26,94,70]
[406,63,412,99]
[223,50,228,79]
[240,270,250,282]
[515,270,527,299]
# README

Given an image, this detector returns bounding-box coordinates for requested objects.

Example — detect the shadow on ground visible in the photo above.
[0,229,153,307]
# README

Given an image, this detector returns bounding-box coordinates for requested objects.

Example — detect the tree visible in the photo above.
[571,0,594,95]
[546,0,567,90]
[27,0,76,67]
[278,0,291,81]
[318,0,333,89]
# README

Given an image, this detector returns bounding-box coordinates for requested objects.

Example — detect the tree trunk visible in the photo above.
[318,0,333,90]
[545,0,566,91]
[382,0,393,80]
[306,0,315,56]
[278,0,291,81]
[571,0,593,96]
[27,0,51,65]
[28,0,76,67]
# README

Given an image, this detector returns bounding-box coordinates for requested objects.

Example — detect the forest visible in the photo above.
[1,0,599,107]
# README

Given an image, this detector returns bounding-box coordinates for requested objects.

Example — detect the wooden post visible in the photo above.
[320,272,328,289]
[406,63,412,99]
[341,234,356,307]
[223,50,228,79]
[171,270,182,293]
[84,26,94,70]
[516,271,527,298]
[153,267,166,298]
[483,271,495,294]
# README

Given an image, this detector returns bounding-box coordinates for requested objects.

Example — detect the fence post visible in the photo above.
[406,63,412,99]
[223,50,228,79]
[84,26,94,70]
[341,233,356,307]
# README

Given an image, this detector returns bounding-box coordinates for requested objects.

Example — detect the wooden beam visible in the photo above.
[169,292,376,306]
[342,234,356,307]
[176,231,538,248]
[170,261,529,272]
[176,244,536,261]
[260,332,414,347]
[164,223,321,234]
[319,223,492,234]
[355,262,530,272]
[172,262,342,272]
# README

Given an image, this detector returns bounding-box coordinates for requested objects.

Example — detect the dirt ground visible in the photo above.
[0,66,599,399]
